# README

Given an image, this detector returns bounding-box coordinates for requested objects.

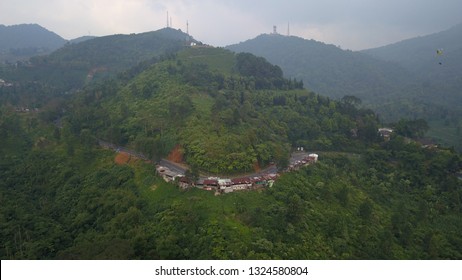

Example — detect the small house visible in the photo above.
[203,179,218,190]
[308,153,319,163]
[378,128,394,140]
[231,177,253,190]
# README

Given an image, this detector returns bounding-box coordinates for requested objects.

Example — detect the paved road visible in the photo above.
[99,139,311,179]
[159,159,186,176]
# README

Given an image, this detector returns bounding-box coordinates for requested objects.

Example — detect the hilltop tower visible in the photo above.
[273,25,277,34]
[287,22,290,36]
[167,11,169,28]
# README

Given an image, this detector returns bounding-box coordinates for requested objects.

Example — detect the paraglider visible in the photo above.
[436,49,443,65]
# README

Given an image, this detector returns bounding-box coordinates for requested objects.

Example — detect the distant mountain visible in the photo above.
[68,36,97,45]
[362,24,462,149]
[226,34,413,103]
[361,23,462,70]
[5,27,197,90]
[0,24,67,62]
[362,23,462,109]
[40,27,195,72]
[227,30,462,149]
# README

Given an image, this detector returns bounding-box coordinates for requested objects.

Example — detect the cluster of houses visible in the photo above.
[156,153,319,194]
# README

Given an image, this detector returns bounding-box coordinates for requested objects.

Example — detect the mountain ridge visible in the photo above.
[0,23,67,62]
[361,23,462,69]
[226,33,414,104]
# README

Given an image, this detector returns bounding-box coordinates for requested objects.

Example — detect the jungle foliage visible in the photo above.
[1,45,461,260]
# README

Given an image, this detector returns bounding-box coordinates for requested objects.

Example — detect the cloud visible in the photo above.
[1,0,461,49]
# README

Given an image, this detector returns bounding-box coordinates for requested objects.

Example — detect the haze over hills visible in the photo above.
[0,24,67,62]
[41,27,196,74]
[227,25,462,149]
[226,33,415,105]
[1,22,461,150]
[1,38,462,259]
[1,27,197,91]
[362,23,462,70]
[1,18,462,262]
[362,23,462,109]
[362,24,462,148]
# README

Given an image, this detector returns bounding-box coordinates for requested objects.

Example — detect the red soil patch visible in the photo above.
[253,161,261,172]
[114,152,131,165]
[167,144,184,163]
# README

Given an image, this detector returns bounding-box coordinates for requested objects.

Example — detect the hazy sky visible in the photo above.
[1,0,461,50]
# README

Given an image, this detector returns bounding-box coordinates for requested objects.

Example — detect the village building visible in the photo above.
[378,128,394,140]
[177,176,191,189]
[308,153,319,163]
[202,179,218,191]
[231,177,253,190]
[218,178,233,193]
[156,166,181,182]
[155,151,319,193]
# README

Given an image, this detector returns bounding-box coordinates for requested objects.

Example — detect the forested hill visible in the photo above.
[62,47,366,174]
[1,44,462,259]
[361,23,462,70]
[362,24,462,149]
[226,30,462,150]
[44,27,196,72]
[1,27,197,91]
[361,23,462,110]
[0,24,67,62]
[226,34,413,103]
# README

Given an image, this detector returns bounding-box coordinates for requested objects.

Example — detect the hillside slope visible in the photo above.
[0,24,66,62]
[362,23,462,70]
[2,28,196,91]
[64,47,374,174]
[1,45,461,260]
[362,23,462,108]
[227,34,414,103]
[227,30,462,149]
[363,24,462,148]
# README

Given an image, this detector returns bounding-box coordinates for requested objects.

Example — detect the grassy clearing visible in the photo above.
[427,120,461,150]
[179,47,236,75]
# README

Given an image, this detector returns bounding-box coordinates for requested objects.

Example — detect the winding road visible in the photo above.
[98,139,311,179]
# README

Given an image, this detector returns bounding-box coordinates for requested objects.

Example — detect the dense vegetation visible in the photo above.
[363,23,462,150]
[62,47,371,174]
[226,34,414,107]
[0,24,67,62]
[1,28,194,94]
[1,105,461,259]
[227,27,462,151]
[1,42,461,260]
